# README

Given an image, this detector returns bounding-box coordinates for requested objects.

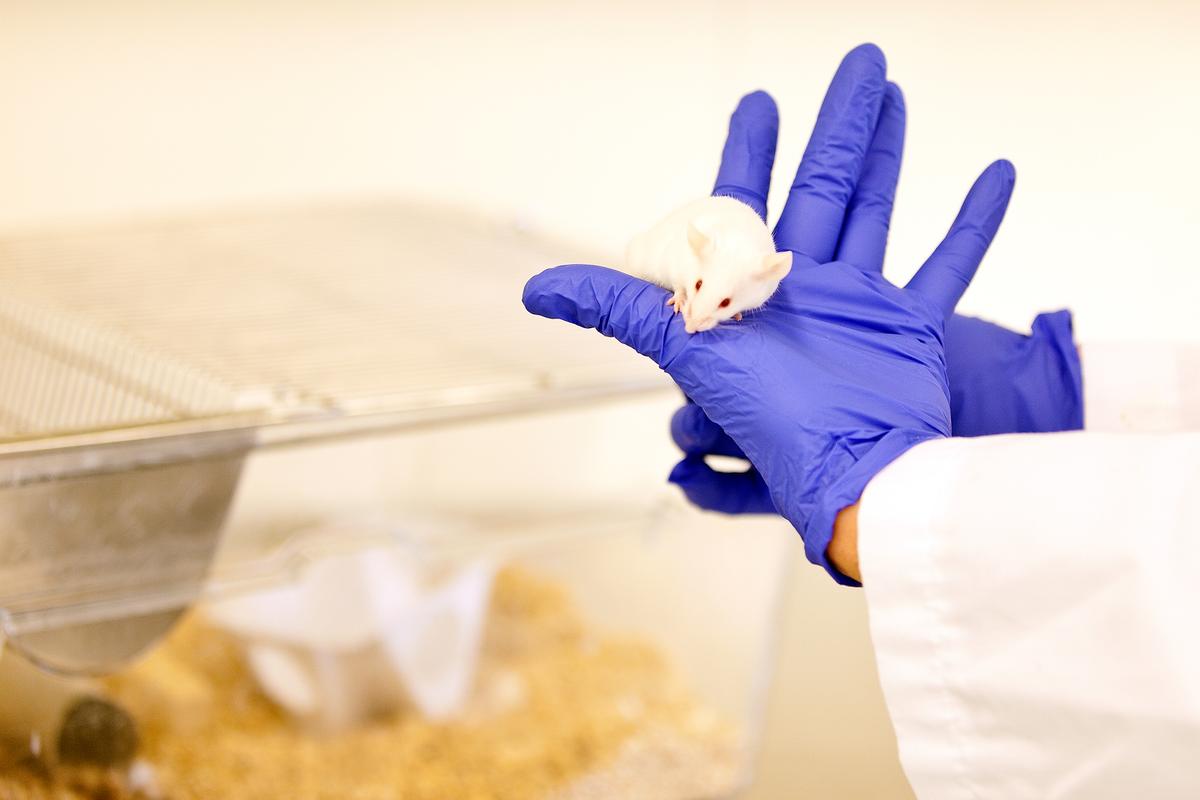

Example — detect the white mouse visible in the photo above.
[625,196,792,334]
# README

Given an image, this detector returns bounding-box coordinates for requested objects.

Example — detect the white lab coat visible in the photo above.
[860,342,1200,799]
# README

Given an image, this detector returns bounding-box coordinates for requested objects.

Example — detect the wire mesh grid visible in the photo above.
[0,201,663,446]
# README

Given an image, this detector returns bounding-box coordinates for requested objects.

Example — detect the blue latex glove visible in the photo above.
[523,44,1016,584]
[669,48,1083,515]
[944,312,1083,436]
[670,311,1085,515]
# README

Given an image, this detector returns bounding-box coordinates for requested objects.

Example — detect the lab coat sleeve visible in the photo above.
[859,432,1200,800]
[1082,342,1200,431]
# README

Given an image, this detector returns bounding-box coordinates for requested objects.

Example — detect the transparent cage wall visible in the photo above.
[0,203,796,799]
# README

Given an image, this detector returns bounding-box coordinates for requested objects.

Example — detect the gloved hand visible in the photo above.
[670,311,1084,514]
[669,46,1083,515]
[523,44,1016,583]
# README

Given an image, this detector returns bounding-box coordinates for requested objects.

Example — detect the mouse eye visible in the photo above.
[719,298,732,308]
[695,280,703,292]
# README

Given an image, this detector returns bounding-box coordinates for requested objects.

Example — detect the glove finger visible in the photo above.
[835,82,906,272]
[774,43,888,264]
[668,455,777,515]
[522,264,689,368]
[671,401,747,458]
[906,159,1016,316]
[712,90,780,220]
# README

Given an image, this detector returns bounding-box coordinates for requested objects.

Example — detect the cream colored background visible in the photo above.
[2,1,1198,797]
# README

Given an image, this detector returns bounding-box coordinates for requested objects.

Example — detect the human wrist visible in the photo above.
[827,503,861,583]
[801,429,936,586]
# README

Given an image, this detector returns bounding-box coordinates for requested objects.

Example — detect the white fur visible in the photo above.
[625,196,791,333]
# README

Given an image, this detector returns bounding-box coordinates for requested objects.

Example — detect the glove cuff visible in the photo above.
[947,310,1084,436]
[1031,310,1085,431]
[804,430,941,587]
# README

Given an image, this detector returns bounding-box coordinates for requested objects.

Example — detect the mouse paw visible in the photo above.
[666,293,683,314]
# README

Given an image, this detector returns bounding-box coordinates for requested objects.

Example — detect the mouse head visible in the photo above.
[682,222,792,333]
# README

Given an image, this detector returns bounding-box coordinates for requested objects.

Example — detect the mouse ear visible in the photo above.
[757,251,792,281]
[687,222,712,257]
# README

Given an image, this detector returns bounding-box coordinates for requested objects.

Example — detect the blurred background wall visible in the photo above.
[1,1,1197,797]
[2,0,1198,342]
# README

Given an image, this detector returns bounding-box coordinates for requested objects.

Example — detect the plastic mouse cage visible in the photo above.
[0,202,794,800]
